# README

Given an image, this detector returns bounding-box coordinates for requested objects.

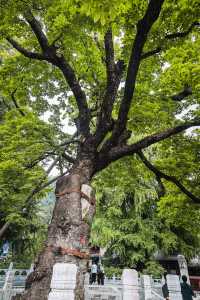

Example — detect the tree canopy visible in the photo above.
[0,0,200,298]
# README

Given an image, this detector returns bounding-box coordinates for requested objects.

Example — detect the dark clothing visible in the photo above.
[162,283,169,299]
[91,273,96,284]
[181,282,194,300]
[97,272,104,285]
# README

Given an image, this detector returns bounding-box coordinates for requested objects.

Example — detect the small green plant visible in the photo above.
[104,266,122,278]
[143,261,165,278]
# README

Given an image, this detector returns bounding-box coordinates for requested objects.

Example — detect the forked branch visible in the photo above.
[7,11,90,137]
[95,28,124,144]
[102,0,165,151]
[6,37,45,60]
[106,119,200,163]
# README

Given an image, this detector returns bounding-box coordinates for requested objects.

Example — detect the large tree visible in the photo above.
[0,0,200,299]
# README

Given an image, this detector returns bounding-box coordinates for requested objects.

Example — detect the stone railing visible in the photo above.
[0,263,32,300]
[1,263,197,300]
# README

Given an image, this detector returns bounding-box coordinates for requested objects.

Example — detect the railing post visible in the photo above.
[122,269,139,300]
[177,255,190,284]
[167,274,182,300]
[48,263,77,300]
[3,262,15,300]
[143,275,152,300]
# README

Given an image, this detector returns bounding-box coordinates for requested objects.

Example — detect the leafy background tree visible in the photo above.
[0,0,199,299]
[91,151,200,276]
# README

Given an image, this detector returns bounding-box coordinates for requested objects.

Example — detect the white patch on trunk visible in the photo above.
[48,263,77,300]
[81,184,92,219]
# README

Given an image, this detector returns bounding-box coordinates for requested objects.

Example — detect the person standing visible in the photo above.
[181,275,195,300]
[91,262,97,284]
[97,263,105,285]
[162,273,169,300]
[2,240,9,257]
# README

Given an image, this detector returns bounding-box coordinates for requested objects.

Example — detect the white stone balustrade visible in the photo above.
[48,263,77,300]
[167,274,182,300]
[143,275,152,300]
[122,269,139,300]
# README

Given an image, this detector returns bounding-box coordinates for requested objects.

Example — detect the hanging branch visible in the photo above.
[137,150,200,204]
[93,33,105,64]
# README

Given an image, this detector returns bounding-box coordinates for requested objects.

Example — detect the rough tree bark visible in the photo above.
[5,0,200,299]
[13,158,96,300]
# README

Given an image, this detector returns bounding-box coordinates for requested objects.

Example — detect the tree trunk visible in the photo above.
[0,221,10,239]
[14,160,95,300]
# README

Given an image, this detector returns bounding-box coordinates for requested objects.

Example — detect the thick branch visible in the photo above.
[141,47,162,59]
[104,28,115,83]
[7,13,90,137]
[171,86,192,101]
[106,120,200,163]
[137,150,200,203]
[36,171,69,193]
[95,28,124,144]
[6,37,45,60]
[116,0,164,134]
[102,0,164,151]
[165,22,200,39]
[24,10,49,51]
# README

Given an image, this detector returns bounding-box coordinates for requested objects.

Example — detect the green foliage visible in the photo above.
[0,0,199,269]
[92,153,200,271]
[104,266,122,278]
[143,261,165,278]
[0,108,57,262]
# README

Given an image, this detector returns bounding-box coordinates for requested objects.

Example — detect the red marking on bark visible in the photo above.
[47,245,90,259]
